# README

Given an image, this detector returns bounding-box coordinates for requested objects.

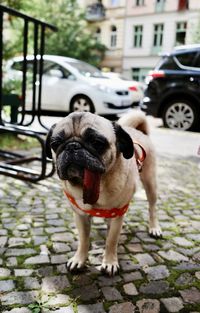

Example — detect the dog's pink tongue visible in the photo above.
[83,169,101,205]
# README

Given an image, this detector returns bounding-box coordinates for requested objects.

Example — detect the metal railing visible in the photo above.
[0,4,58,182]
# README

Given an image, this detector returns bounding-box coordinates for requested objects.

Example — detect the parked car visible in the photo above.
[140,44,200,131]
[102,72,144,106]
[5,55,133,117]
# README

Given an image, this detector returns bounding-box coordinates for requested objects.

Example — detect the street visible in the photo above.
[148,116,200,161]
[30,111,200,161]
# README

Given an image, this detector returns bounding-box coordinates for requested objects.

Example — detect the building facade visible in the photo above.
[81,0,200,80]
[123,0,200,80]
[82,0,126,72]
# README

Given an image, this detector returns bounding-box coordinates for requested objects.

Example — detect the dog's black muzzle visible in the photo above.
[56,141,105,183]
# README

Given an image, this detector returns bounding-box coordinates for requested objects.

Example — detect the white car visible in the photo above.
[5,55,133,116]
[102,72,144,105]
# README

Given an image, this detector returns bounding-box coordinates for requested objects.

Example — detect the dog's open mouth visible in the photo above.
[57,144,105,205]
[61,164,102,205]
[83,169,101,205]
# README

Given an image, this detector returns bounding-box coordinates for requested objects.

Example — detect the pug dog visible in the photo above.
[46,111,162,276]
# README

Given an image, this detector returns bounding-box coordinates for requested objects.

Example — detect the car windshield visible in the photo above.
[65,60,105,78]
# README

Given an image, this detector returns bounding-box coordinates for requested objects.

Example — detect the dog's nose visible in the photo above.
[67,142,81,151]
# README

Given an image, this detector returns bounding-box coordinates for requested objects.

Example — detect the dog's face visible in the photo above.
[46,112,134,204]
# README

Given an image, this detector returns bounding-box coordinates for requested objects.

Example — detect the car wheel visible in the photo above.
[70,95,95,113]
[162,99,198,131]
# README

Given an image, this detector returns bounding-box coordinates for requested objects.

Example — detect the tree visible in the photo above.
[1,0,106,66]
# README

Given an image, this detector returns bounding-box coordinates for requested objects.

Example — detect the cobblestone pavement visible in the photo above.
[0,152,200,312]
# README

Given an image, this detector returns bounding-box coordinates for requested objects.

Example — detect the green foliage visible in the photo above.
[0,133,40,150]
[0,0,29,10]
[2,78,22,94]
[28,303,42,313]
[1,0,106,66]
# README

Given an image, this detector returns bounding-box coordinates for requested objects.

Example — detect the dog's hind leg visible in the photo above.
[67,213,91,271]
[140,166,162,238]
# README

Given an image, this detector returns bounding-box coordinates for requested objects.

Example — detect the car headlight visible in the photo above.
[91,83,113,94]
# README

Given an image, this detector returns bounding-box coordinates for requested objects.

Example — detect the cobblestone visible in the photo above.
[0,291,39,305]
[42,275,70,292]
[102,286,123,301]
[158,250,189,262]
[136,299,160,313]
[161,297,184,312]
[77,303,106,313]
[140,280,170,294]
[0,280,15,292]
[109,302,135,313]
[2,309,31,313]
[144,265,170,280]
[0,154,200,312]
[179,287,200,304]
[123,282,138,295]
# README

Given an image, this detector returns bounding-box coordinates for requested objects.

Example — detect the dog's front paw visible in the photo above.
[149,224,162,238]
[101,259,120,276]
[67,253,87,272]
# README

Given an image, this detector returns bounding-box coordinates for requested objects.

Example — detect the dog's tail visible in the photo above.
[118,110,150,135]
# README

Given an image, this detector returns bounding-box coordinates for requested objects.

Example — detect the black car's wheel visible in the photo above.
[162,99,198,131]
[70,95,95,113]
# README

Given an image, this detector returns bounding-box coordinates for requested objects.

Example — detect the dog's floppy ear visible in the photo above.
[45,124,56,159]
[113,122,134,159]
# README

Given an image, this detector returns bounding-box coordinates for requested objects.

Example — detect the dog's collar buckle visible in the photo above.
[64,190,129,218]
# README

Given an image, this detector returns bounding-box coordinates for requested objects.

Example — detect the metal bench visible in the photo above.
[0,4,57,182]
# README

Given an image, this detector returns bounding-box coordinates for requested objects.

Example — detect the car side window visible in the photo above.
[12,61,23,71]
[175,52,197,67]
[12,60,34,73]
[194,53,200,68]
[158,56,179,70]
[43,61,74,79]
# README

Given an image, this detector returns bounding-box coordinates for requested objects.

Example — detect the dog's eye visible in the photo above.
[50,140,62,152]
[90,138,108,154]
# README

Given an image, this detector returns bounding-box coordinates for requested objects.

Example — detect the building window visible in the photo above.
[111,0,119,6]
[155,0,165,12]
[133,25,143,47]
[94,27,101,41]
[110,25,117,47]
[153,23,164,48]
[135,0,145,6]
[178,0,188,11]
[132,67,150,81]
[175,22,187,45]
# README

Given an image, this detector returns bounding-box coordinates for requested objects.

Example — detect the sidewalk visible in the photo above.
[0,153,200,312]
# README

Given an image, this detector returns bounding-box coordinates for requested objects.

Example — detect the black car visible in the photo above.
[140,45,200,131]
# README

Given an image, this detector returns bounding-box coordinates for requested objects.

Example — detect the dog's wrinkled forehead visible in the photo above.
[53,112,115,141]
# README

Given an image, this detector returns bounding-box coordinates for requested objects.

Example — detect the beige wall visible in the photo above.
[88,1,126,71]
[126,0,200,16]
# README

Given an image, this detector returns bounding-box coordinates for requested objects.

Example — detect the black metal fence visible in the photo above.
[0,4,57,182]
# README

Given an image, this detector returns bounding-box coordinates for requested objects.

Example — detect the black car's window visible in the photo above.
[194,53,200,68]
[158,56,179,70]
[175,52,197,67]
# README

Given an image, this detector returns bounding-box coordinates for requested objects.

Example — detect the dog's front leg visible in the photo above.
[67,212,91,271]
[101,216,124,276]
